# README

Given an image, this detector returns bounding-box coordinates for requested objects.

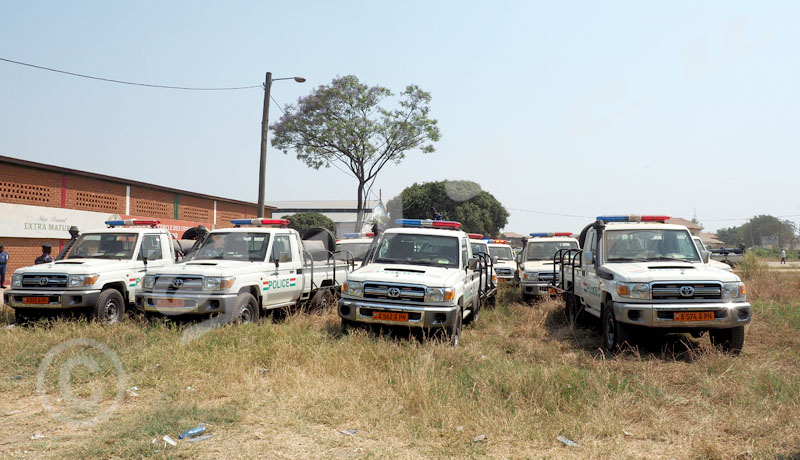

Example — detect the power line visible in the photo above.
[0,56,261,91]
[507,207,592,219]
[270,95,287,115]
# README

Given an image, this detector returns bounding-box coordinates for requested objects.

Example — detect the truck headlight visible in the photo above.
[343,281,363,297]
[522,271,535,280]
[68,274,100,287]
[204,276,235,291]
[616,283,651,300]
[143,275,156,290]
[424,287,455,303]
[11,273,22,288]
[722,282,746,302]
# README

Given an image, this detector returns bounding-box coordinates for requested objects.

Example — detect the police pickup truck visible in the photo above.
[487,239,517,285]
[5,219,191,324]
[135,219,351,322]
[518,233,579,301]
[338,219,494,345]
[555,215,751,353]
[335,232,375,267]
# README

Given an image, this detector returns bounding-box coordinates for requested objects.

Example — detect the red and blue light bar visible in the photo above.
[231,218,290,227]
[105,219,160,227]
[486,239,509,244]
[529,232,573,237]
[395,219,462,229]
[343,232,375,238]
[596,215,670,223]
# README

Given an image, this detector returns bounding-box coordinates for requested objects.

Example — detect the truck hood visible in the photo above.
[144,259,267,277]
[14,258,137,274]
[520,261,557,272]
[493,260,516,270]
[605,261,741,283]
[349,263,461,288]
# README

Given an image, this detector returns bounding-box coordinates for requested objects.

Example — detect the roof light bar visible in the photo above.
[230,218,290,227]
[395,219,462,229]
[529,232,573,238]
[105,219,161,228]
[596,215,670,223]
[343,232,376,239]
[468,233,484,239]
[489,239,509,244]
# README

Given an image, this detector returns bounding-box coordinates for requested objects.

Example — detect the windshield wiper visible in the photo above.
[374,258,401,264]
[646,257,694,262]
[606,257,648,262]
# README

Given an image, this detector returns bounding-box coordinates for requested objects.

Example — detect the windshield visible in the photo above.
[526,241,578,261]
[336,241,372,260]
[374,233,460,268]
[66,233,138,260]
[693,238,706,252]
[605,229,700,262]
[471,242,488,255]
[489,246,514,260]
[191,232,270,262]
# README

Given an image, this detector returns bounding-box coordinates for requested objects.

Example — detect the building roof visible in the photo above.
[0,154,273,209]
[666,217,702,230]
[500,231,525,239]
[699,231,725,246]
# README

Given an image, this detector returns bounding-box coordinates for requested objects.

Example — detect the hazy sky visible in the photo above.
[1,1,797,233]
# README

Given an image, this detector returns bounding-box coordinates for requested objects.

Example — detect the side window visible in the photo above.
[584,229,596,266]
[270,235,293,263]
[138,234,164,260]
[461,238,469,268]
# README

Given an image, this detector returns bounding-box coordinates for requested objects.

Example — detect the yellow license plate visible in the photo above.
[22,297,49,304]
[156,298,185,308]
[372,311,408,322]
[673,311,714,321]
[548,287,557,294]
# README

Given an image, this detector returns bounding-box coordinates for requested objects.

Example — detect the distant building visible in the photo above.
[500,232,526,248]
[269,200,384,238]
[699,232,725,249]
[666,217,703,236]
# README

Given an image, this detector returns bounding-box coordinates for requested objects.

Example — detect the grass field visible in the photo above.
[1,270,800,459]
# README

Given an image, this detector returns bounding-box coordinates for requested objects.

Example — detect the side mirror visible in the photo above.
[274,258,280,268]
[516,254,522,264]
[701,250,710,264]
[584,251,594,265]
[492,255,498,265]
[467,257,479,271]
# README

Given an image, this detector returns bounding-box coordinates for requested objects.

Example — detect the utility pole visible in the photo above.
[257,71,272,218]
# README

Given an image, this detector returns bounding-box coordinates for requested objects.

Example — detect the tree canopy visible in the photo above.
[386,180,509,236]
[271,75,440,230]
[716,214,797,248]
[282,212,336,236]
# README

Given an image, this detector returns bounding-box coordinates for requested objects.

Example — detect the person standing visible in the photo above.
[781,248,787,264]
[35,244,54,265]
[430,207,443,221]
[0,245,8,288]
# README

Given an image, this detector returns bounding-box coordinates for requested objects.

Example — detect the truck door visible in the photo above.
[264,233,301,306]
[133,233,168,291]
[461,238,476,309]
[578,228,602,313]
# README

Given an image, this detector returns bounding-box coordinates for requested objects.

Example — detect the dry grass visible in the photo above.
[0,275,799,459]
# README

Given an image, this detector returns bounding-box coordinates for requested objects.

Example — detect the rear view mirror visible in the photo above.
[701,250,710,264]
[467,257,479,271]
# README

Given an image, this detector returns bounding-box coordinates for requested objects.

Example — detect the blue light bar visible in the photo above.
[529,232,551,237]
[596,215,629,222]
[231,219,255,225]
[343,233,360,238]
[105,220,125,226]
[394,219,462,229]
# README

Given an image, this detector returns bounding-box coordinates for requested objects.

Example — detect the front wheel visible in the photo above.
[93,289,124,324]
[233,293,259,323]
[447,307,463,346]
[14,308,41,325]
[601,301,629,353]
[709,326,745,354]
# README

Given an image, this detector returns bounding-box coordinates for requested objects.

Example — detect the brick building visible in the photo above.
[0,155,273,278]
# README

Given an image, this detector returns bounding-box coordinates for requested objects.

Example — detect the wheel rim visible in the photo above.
[452,311,461,345]
[240,305,252,322]
[605,313,616,348]
[105,299,119,323]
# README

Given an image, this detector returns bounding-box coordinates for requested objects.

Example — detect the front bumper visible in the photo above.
[520,281,557,296]
[4,289,102,309]
[614,301,752,329]
[338,298,458,328]
[135,291,238,316]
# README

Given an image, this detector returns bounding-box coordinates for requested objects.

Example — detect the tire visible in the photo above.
[93,289,124,324]
[233,292,259,323]
[341,317,356,332]
[601,301,629,353]
[487,295,497,308]
[709,326,745,354]
[309,289,333,312]
[522,292,534,303]
[564,293,581,326]
[446,306,463,346]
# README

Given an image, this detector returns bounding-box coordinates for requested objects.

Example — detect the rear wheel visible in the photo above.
[601,301,629,353]
[93,289,124,324]
[564,293,581,325]
[233,293,259,323]
[709,326,745,354]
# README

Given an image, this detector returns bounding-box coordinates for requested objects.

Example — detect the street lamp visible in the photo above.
[258,72,306,217]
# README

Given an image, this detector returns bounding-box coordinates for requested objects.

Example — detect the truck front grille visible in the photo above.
[651,283,722,300]
[363,283,425,302]
[495,268,513,276]
[537,272,557,282]
[153,276,204,293]
[22,274,68,288]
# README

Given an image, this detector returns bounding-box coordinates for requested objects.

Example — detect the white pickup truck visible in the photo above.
[335,232,375,267]
[487,240,517,285]
[135,219,351,322]
[692,237,733,272]
[518,233,579,301]
[557,215,751,353]
[4,219,191,324]
[338,219,492,345]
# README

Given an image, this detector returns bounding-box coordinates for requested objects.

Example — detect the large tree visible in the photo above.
[387,180,509,236]
[716,215,797,247]
[271,75,440,231]
[282,212,336,236]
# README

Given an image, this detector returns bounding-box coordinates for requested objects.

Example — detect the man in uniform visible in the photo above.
[35,244,54,265]
[0,244,8,288]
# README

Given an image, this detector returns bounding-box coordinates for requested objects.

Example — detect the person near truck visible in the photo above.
[430,207,443,221]
[35,244,54,265]
[0,245,8,288]
[781,248,787,264]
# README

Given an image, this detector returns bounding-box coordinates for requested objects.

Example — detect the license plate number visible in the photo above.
[22,297,49,304]
[372,311,408,322]
[156,298,185,308]
[673,311,714,321]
